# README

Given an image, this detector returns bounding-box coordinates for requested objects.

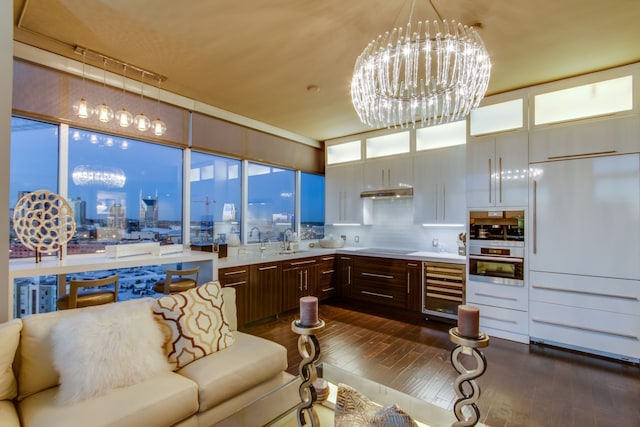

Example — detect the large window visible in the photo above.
[247,162,295,244]
[9,117,59,259]
[67,129,183,253]
[300,172,325,240]
[190,151,242,245]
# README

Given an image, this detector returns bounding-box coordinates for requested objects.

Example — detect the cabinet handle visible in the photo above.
[531,285,639,300]
[361,272,394,279]
[348,266,351,285]
[304,269,308,291]
[442,183,446,220]
[547,150,616,160]
[224,269,247,276]
[407,271,410,294]
[474,292,518,301]
[361,290,393,299]
[291,259,316,266]
[381,169,385,187]
[259,265,277,271]
[299,271,303,292]
[532,180,537,254]
[322,269,335,275]
[488,158,492,204]
[531,318,638,340]
[321,287,335,293]
[434,183,438,220]
[387,168,391,186]
[225,280,246,287]
[321,256,334,261]
[481,315,517,324]
[407,263,418,267]
[498,157,503,204]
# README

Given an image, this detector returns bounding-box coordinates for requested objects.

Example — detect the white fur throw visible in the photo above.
[51,299,171,404]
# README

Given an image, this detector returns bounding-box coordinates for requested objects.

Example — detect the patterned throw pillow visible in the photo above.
[152,281,235,370]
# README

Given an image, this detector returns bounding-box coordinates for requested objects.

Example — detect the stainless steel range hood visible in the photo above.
[360,187,414,198]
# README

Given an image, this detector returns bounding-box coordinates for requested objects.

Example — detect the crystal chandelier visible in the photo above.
[351,1,491,128]
[71,165,127,188]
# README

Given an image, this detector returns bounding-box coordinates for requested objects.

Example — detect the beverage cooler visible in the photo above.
[423,262,466,320]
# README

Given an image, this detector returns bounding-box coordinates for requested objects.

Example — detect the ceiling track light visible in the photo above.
[72,50,92,119]
[95,58,114,123]
[71,46,167,135]
[133,73,151,132]
[115,65,134,128]
[151,76,167,136]
[350,0,491,129]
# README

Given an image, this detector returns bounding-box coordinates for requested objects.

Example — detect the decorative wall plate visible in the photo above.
[12,190,76,261]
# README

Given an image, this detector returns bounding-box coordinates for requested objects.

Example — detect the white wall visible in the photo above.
[1,1,13,321]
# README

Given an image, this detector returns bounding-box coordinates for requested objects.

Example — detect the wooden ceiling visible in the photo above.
[12,0,640,142]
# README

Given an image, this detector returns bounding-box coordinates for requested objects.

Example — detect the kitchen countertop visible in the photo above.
[217,246,466,269]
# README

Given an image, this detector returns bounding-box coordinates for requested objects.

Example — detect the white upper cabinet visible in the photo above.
[466,130,529,208]
[325,162,363,225]
[362,131,413,190]
[413,146,466,225]
[363,155,413,190]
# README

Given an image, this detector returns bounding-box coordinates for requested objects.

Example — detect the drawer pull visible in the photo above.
[223,270,247,276]
[259,265,278,271]
[474,292,518,301]
[361,290,393,299]
[321,287,335,292]
[531,285,639,301]
[322,257,334,261]
[361,272,394,279]
[290,260,316,266]
[322,270,335,275]
[531,318,639,340]
[480,315,517,324]
[225,280,246,287]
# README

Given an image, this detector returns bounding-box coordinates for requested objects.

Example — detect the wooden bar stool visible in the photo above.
[56,274,119,310]
[153,267,200,294]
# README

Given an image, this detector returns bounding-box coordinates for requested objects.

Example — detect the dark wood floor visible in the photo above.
[244,300,640,427]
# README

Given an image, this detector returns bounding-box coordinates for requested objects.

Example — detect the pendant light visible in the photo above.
[115,65,134,128]
[133,73,151,131]
[151,76,167,136]
[95,58,114,123]
[72,50,93,119]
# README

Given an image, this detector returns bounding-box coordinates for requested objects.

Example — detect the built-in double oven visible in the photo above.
[468,210,525,286]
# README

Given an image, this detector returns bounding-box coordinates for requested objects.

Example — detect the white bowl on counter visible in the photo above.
[318,238,345,248]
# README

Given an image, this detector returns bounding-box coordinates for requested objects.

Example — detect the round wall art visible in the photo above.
[12,190,76,262]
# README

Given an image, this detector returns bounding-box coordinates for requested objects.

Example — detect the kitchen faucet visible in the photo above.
[282,229,292,251]
[249,227,261,243]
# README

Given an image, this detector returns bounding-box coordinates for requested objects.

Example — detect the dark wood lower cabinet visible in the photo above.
[336,255,353,298]
[316,255,336,301]
[352,256,408,309]
[406,261,422,313]
[281,257,318,312]
[218,266,250,328]
[249,262,281,321]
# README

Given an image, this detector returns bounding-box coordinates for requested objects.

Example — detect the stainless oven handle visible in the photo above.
[469,255,524,263]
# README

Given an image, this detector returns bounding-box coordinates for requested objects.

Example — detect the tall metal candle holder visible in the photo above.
[449,327,490,427]
[291,319,325,427]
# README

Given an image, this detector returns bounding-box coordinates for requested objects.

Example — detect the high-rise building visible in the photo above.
[139,190,159,228]
[69,196,87,227]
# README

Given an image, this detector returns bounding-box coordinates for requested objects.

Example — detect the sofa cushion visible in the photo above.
[152,281,235,370]
[51,298,170,404]
[0,399,21,427]
[17,298,154,401]
[17,371,198,427]
[177,331,287,412]
[0,319,21,401]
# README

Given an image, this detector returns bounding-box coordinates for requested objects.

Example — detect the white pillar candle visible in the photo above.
[457,305,480,338]
[300,296,319,326]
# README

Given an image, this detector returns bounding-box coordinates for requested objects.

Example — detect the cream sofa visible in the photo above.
[0,286,299,427]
